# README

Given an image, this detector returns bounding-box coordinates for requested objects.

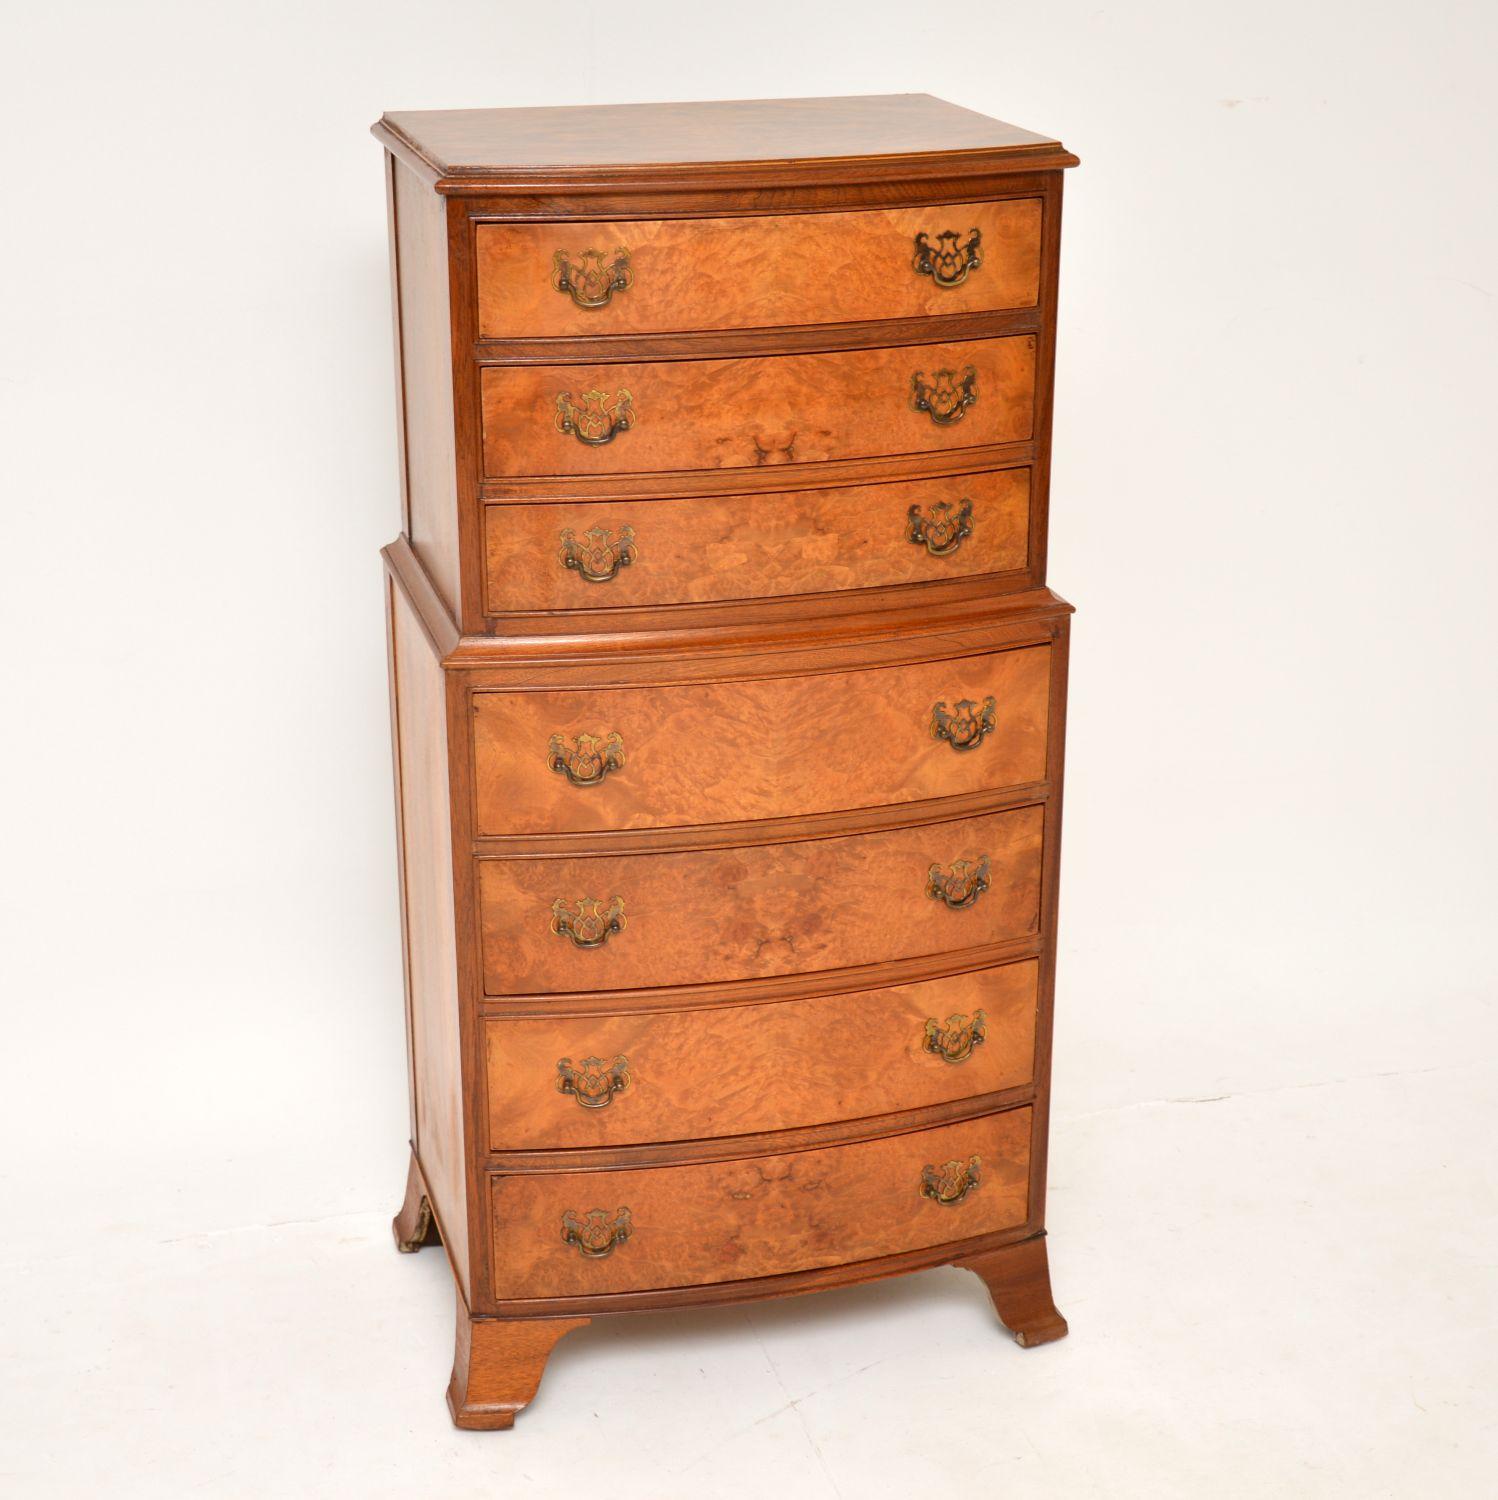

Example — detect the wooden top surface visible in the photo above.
[375,94,1076,190]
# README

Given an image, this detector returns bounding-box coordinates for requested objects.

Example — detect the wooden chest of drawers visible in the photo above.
[375,93,1079,1429]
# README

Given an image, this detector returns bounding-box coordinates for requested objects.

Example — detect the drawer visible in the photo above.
[475,200,1043,338]
[484,960,1038,1149]
[483,467,1030,612]
[472,645,1051,835]
[489,1106,1031,1297]
[477,805,1044,995]
[480,336,1035,479]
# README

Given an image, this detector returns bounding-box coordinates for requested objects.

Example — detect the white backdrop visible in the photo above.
[4,0,1496,1447]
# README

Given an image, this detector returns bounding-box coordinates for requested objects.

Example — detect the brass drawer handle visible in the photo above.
[930,697,997,753]
[560,525,637,583]
[550,897,626,948]
[552,246,632,309]
[548,731,625,787]
[555,388,635,446]
[922,1010,987,1064]
[556,1054,631,1110]
[920,1154,982,1205]
[906,498,973,556]
[926,855,991,910]
[561,1206,633,1258]
[910,366,977,426]
[913,228,982,288]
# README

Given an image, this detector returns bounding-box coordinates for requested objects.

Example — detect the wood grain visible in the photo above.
[958,1233,1068,1346]
[378,93,1066,179]
[479,336,1036,478]
[445,571,1069,680]
[391,160,460,613]
[482,467,1030,614]
[389,581,469,1295]
[447,1297,589,1429]
[489,1107,1031,1297]
[471,644,1051,834]
[484,960,1037,1149]
[476,199,1041,337]
[477,805,1044,995]
[378,94,1080,1410]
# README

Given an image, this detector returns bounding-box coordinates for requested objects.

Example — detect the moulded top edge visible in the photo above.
[372,94,1079,193]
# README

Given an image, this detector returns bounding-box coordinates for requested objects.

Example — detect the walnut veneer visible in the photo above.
[479,336,1037,476]
[377,92,1078,1429]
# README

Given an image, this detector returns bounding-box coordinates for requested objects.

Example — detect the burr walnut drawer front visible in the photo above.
[489,1107,1032,1297]
[477,805,1043,996]
[475,199,1042,338]
[485,960,1037,1150]
[479,336,1035,479]
[471,645,1051,836]
[484,466,1031,612]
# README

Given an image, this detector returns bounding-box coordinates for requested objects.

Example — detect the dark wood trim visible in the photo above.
[477,936,1045,1018]
[384,533,1069,678]
[480,568,1040,636]
[444,637,491,1309]
[461,611,1059,690]
[446,198,488,646]
[1026,175,1066,588]
[431,151,1083,193]
[1028,615,1072,1231]
[382,536,459,657]
[432,175,1070,220]
[443,589,1071,671]
[476,1224,1049,1320]
[374,123,442,187]
[958,1233,1067,1346]
[471,308,1039,365]
[473,786,1046,863]
[470,782,1052,860]
[477,441,1037,504]
[484,1089,1036,1173]
[460,178,1057,224]
[372,117,1078,199]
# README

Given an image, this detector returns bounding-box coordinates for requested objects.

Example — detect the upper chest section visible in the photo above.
[376,95,1077,637]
